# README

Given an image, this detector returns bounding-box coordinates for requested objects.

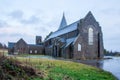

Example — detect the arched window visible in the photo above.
[30,50,32,54]
[78,43,81,51]
[88,28,93,45]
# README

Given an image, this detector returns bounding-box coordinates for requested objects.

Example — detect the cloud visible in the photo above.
[21,15,40,24]
[0,20,8,28]
[8,10,23,20]
[0,33,23,37]
[8,10,40,25]
[101,9,120,15]
[0,0,120,51]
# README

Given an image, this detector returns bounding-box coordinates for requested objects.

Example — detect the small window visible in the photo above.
[35,50,37,53]
[30,50,32,53]
[78,43,81,51]
[17,49,19,52]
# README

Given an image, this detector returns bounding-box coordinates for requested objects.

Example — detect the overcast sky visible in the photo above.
[0,0,120,51]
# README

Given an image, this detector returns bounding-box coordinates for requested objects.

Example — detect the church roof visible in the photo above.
[46,11,95,41]
[28,44,43,47]
[8,42,15,49]
[58,13,67,30]
[84,11,96,22]
[65,37,76,48]
[47,20,79,40]
[16,38,27,45]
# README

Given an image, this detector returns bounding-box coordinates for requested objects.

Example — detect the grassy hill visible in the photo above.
[0,54,117,80]
[16,57,116,80]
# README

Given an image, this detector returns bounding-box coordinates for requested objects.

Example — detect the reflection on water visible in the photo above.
[102,56,120,80]
[75,60,103,68]
[76,56,120,80]
[26,55,54,59]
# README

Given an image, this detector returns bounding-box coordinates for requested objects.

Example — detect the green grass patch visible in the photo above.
[16,57,116,80]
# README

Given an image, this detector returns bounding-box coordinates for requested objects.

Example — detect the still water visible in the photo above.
[77,56,120,80]
[102,56,120,80]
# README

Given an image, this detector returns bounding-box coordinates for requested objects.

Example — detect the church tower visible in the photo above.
[36,36,42,45]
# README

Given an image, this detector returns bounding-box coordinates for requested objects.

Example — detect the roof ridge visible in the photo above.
[46,20,79,40]
[57,20,80,32]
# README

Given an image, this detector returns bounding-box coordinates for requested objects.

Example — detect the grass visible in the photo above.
[0,49,8,55]
[0,51,116,80]
[15,57,116,80]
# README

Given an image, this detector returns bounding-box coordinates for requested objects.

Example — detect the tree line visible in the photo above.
[0,43,7,49]
[104,49,120,56]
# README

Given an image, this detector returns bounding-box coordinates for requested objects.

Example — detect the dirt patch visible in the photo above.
[0,55,44,80]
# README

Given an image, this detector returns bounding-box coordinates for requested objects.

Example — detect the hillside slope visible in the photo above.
[0,53,117,80]
[17,57,117,80]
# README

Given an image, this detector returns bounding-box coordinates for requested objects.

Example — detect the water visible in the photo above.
[7,54,55,59]
[72,56,120,80]
[102,56,120,80]
[26,55,54,59]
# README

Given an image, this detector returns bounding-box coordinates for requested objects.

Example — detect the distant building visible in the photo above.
[8,38,44,55]
[8,11,104,59]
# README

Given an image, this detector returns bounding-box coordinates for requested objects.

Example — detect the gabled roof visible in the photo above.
[58,13,67,30]
[65,37,76,48]
[16,38,27,45]
[8,42,15,49]
[47,20,79,40]
[84,11,96,22]
[28,44,43,47]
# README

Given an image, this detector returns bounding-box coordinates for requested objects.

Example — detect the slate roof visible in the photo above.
[8,42,15,49]
[58,13,67,30]
[46,11,96,41]
[65,37,76,48]
[47,20,79,40]
[28,44,43,47]
[16,38,27,45]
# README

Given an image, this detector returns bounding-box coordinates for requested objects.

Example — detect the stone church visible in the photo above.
[8,11,104,60]
[44,11,104,59]
[8,37,44,55]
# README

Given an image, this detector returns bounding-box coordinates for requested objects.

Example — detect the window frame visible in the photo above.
[30,50,32,54]
[35,50,37,54]
[88,27,94,45]
[78,43,81,51]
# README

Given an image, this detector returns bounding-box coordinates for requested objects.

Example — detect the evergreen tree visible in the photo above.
[0,43,3,48]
